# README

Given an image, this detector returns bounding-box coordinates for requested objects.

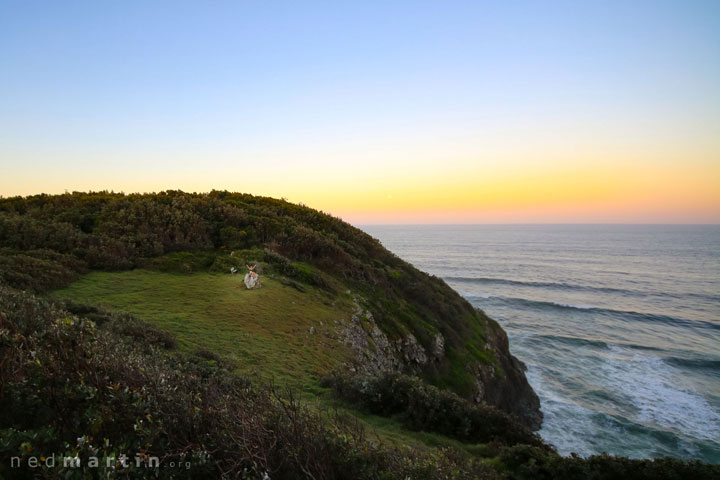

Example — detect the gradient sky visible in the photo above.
[1,1,719,224]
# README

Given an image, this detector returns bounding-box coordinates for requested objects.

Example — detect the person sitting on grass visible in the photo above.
[244,264,261,289]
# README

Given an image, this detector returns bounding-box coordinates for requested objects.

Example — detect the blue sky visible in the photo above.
[1,1,719,222]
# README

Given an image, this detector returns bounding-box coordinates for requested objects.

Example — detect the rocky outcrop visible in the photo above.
[472,313,543,430]
[336,297,543,430]
[337,299,428,374]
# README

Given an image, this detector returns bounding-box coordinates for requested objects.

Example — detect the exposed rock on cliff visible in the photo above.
[338,296,542,430]
[338,299,429,374]
[472,313,542,430]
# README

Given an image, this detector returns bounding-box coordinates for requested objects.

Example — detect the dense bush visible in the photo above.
[0,213,85,254]
[0,248,86,291]
[498,444,720,480]
[0,285,501,479]
[324,372,543,447]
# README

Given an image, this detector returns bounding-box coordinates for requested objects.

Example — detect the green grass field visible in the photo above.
[54,269,495,455]
[54,270,356,391]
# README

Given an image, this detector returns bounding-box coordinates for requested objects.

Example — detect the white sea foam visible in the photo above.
[523,343,720,459]
[554,302,594,310]
[602,346,720,442]
[525,365,604,457]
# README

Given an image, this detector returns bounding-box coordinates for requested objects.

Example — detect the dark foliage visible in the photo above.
[0,285,500,479]
[323,372,544,447]
[498,444,719,480]
[0,248,86,292]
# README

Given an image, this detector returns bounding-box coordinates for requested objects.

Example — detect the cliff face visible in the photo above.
[473,313,542,429]
[338,295,542,430]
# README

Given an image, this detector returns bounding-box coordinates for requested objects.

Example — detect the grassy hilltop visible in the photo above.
[0,190,541,416]
[0,191,717,479]
[54,270,356,390]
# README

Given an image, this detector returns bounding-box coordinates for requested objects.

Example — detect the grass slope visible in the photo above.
[53,269,519,463]
[55,270,355,391]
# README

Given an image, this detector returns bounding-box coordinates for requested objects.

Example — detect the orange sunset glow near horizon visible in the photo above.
[5,153,718,225]
[2,2,719,225]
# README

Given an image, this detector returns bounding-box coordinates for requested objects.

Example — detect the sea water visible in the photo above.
[362,225,720,463]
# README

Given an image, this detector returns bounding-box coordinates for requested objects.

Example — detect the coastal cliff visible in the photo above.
[338,293,542,429]
[0,190,541,428]
[473,312,542,429]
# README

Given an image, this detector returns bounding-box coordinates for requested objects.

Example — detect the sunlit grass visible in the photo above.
[54,270,355,390]
[54,269,501,456]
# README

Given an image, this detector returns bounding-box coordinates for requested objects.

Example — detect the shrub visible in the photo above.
[498,444,720,480]
[323,372,544,447]
[103,311,178,350]
[0,249,85,291]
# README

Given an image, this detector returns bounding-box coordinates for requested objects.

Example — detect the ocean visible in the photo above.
[362,225,720,463]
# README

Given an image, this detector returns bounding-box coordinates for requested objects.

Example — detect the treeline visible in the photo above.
[0,190,385,272]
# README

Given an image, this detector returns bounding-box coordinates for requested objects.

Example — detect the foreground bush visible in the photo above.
[323,372,544,447]
[0,285,499,479]
[498,444,720,480]
[0,248,85,292]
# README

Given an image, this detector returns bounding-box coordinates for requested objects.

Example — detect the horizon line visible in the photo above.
[356,223,720,226]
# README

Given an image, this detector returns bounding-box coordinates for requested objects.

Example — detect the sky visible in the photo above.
[1,1,719,224]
